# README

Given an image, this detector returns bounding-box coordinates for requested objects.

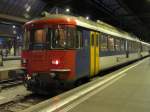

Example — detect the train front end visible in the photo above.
[21,17,77,93]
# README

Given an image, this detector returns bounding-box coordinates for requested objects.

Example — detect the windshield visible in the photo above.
[30,29,47,50]
[51,26,76,49]
[24,25,77,50]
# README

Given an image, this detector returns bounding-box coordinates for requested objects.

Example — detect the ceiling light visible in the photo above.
[17,36,20,39]
[86,16,89,20]
[13,30,16,34]
[25,3,31,12]
[66,8,70,12]
[26,6,31,12]
[12,25,16,29]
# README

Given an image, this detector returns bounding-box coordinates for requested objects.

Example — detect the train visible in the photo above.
[21,13,150,93]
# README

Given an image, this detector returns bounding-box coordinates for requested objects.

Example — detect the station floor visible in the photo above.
[0,59,21,71]
[68,57,150,112]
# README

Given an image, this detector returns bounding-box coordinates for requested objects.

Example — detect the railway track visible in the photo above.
[0,79,23,90]
[0,93,49,112]
[0,84,63,112]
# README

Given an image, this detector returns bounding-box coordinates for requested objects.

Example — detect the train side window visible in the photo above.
[120,39,125,51]
[128,41,132,52]
[115,38,120,51]
[132,41,135,51]
[100,34,107,51]
[127,41,130,51]
[131,41,134,52]
[66,28,76,48]
[77,31,83,48]
[133,42,136,51]
[133,42,135,51]
[134,42,138,51]
[108,36,114,51]
[96,34,99,47]
[137,43,140,51]
[137,43,139,51]
[138,43,140,51]
[143,45,145,51]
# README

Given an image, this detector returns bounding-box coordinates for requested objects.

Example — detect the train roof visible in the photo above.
[27,13,150,45]
[141,41,150,46]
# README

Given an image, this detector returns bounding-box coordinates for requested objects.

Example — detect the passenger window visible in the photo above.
[66,28,75,48]
[120,39,125,51]
[77,31,83,48]
[100,34,108,51]
[115,38,120,51]
[131,41,134,52]
[137,43,140,51]
[108,36,114,51]
[132,42,135,51]
[128,41,132,52]
[96,34,99,47]
[134,42,137,51]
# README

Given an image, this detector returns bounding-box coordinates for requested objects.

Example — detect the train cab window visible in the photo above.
[52,29,66,48]
[34,29,46,43]
[115,38,120,51]
[108,36,114,51]
[29,29,47,50]
[100,34,108,51]
[51,26,76,49]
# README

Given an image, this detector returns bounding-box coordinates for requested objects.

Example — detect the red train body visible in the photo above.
[21,15,85,93]
[22,50,76,80]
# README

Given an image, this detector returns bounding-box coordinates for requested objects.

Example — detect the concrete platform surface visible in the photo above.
[0,60,22,71]
[0,60,23,80]
[67,57,150,112]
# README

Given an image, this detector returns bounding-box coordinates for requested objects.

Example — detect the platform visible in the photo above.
[67,57,150,112]
[0,60,23,80]
[0,60,21,71]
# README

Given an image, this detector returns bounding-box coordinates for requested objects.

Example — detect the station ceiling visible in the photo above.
[0,0,150,42]
[42,0,150,42]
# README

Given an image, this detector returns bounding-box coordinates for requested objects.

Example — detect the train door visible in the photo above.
[90,32,100,77]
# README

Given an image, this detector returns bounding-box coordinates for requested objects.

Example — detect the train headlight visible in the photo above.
[52,59,60,65]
